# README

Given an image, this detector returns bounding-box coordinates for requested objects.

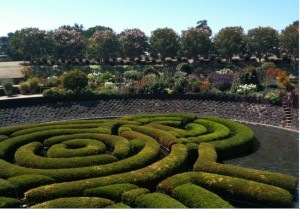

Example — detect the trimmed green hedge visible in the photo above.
[185,123,208,136]
[0,131,160,181]
[0,129,111,159]
[129,139,145,154]
[204,116,254,158]
[0,178,16,197]
[157,172,294,208]
[0,135,8,142]
[187,119,231,143]
[194,143,297,193]
[123,125,178,149]
[83,183,138,201]
[44,133,130,159]
[171,183,233,208]
[24,143,187,204]
[121,188,149,206]
[106,203,131,208]
[7,175,55,197]
[146,123,192,137]
[0,197,22,208]
[122,113,197,124]
[15,142,117,169]
[135,192,187,208]
[31,197,115,208]
[47,139,106,158]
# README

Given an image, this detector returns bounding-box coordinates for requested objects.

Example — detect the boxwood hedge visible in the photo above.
[0,197,22,208]
[171,183,233,208]
[83,183,139,201]
[121,188,150,206]
[194,143,297,193]
[31,197,115,208]
[157,172,294,208]
[135,192,187,208]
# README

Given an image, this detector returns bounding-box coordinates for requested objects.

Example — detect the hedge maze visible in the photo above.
[0,113,297,208]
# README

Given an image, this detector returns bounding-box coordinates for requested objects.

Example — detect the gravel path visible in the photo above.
[0,98,298,130]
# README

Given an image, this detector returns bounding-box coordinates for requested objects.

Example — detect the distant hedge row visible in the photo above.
[0,113,296,208]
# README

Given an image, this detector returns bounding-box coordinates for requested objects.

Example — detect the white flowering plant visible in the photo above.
[216,68,233,75]
[236,84,257,95]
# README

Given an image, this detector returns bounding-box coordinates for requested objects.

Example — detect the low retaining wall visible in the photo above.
[0,94,298,129]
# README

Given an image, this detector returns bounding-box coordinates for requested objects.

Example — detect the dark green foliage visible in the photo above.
[0,178,16,197]
[0,135,8,142]
[185,123,208,136]
[47,139,106,158]
[83,183,138,201]
[15,142,117,169]
[158,172,293,208]
[203,116,254,158]
[121,188,149,206]
[194,143,297,193]
[187,119,231,143]
[129,139,144,154]
[31,197,114,208]
[23,144,187,203]
[0,197,22,208]
[171,183,233,208]
[124,124,178,149]
[62,69,88,91]
[135,192,187,208]
[176,63,192,74]
[7,175,55,197]
[185,143,198,166]
[106,203,131,208]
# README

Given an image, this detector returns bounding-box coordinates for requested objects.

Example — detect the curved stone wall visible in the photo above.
[0,96,298,130]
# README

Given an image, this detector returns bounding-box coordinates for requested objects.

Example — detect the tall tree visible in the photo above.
[247,26,279,62]
[87,30,120,61]
[119,28,149,58]
[196,20,212,35]
[10,28,49,63]
[149,27,179,58]
[214,26,247,62]
[180,27,212,59]
[52,28,84,60]
[83,25,113,39]
[280,20,299,72]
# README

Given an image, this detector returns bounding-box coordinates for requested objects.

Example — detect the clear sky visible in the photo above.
[0,0,298,37]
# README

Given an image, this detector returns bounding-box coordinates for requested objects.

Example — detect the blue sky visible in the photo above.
[0,0,298,36]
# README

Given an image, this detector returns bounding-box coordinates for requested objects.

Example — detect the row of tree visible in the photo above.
[0,20,298,64]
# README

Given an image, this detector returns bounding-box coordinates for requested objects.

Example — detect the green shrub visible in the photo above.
[106,203,130,208]
[135,192,187,208]
[171,183,233,208]
[193,143,297,193]
[24,144,187,204]
[27,77,39,94]
[124,125,178,149]
[261,62,276,71]
[146,123,191,137]
[187,119,231,143]
[15,142,117,169]
[202,116,254,158]
[122,113,197,124]
[31,197,114,208]
[62,69,88,92]
[185,123,208,136]
[185,143,198,166]
[2,79,13,96]
[176,63,192,74]
[0,135,8,142]
[44,133,129,159]
[18,82,30,95]
[264,90,281,105]
[47,139,106,158]
[42,88,75,99]
[121,188,149,206]
[7,175,55,197]
[0,132,161,182]
[83,183,138,201]
[129,139,145,154]
[0,178,16,197]
[157,172,293,208]
[0,197,21,208]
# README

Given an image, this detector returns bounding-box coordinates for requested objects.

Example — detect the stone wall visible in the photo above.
[0,95,298,130]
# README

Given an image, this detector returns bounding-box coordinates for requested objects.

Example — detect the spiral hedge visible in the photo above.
[0,113,297,208]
